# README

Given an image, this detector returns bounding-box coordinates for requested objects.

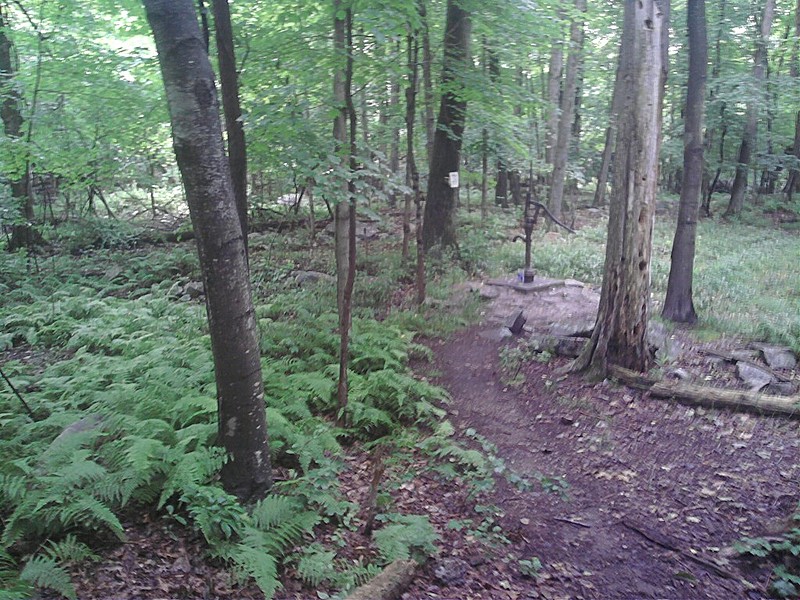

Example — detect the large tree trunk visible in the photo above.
[143,0,271,501]
[422,0,470,250]
[548,0,586,222]
[725,0,776,216]
[662,0,707,324]
[212,0,248,254]
[573,0,669,378]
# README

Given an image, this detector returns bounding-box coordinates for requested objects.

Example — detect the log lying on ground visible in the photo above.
[345,559,417,600]
[610,366,800,419]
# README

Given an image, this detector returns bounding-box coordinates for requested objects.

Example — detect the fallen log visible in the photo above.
[345,559,417,600]
[609,366,800,419]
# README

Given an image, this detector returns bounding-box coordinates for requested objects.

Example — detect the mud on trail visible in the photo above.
[405,280,799,600]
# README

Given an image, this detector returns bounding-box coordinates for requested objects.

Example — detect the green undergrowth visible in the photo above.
[0,239,494,599]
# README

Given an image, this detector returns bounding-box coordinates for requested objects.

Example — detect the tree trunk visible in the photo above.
[544,32,564,167]
[143,0,271,501]
[212,0,248,254]
[725,0,776,216]
[403,18,426,305]
[480,128,488,221]
[662,0,707,324]
[573,0,669,378]
[784,1,800,200]
[333,1,357,418]
[495,161,508,208]
[420,1,435,165]
[548,0,586,222]
[422,0,470,250]
[0,7,37,252]
[592,38,624,208]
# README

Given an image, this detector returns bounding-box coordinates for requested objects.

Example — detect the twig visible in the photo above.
[553,517,591,529]
[0,366,35,420]
[619,519,738,581]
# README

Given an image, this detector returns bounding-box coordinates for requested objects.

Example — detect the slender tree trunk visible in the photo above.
[548,0,586,222]
[663,0,707,324]
[593,33,624,208]
[212,0,248,253]
[784,0,800,200]
[544,32,564,167]
[420,1,435,164]
[573,0,669,377]
[404,19,425,304]
[480,128,488,221]
[143,0,271,500]
[333,1,357,418]
[422,0,470,250]
[725,0,776,216]
[1,7,39,252]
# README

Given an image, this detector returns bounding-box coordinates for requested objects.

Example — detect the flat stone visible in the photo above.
[751,344,797,370]
[736,362,774,392]
[479,287,499,300]
[478,328,513,341]
[548,320,594,338]
[667,367,692,381]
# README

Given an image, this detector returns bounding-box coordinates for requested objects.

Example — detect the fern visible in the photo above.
[229,546,280,599]
[296,544,338,587]
[20,555,76,600]
[372,515,439,564]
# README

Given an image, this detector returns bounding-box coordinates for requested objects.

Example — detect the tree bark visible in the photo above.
[573,0,669,378]
[420,1,435,165]
[548,0,586,222]
[725,0,776,216]
[784,0,800,200]
[212,0,248,254]
[662,0,707,324]
[0,7,38,252]
[593,34,624,208]
[143,0,271,501]
[544,30,564,167]
[422,0,470,250]
[333,1,357,419]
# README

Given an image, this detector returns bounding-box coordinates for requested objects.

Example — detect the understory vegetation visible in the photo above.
[0,193,798,598]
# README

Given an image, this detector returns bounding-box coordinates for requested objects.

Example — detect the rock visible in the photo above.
[292,270,335,286]
[479,286,499,300]
[564,279,584,287]
[751,344,797,370]
[432,557,469,587]
[507,310,527,335]
[547,320,594,338]
[764,381,796,396]
[183,281,205,299]
[730,349,757,362]
[355,222,380,240]
[478,328,513,341]
[735,362,774,391]
[555,336,585,358]
[647,321,681,362]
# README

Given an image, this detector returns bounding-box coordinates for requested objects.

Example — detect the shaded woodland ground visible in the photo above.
[4,201,795,600]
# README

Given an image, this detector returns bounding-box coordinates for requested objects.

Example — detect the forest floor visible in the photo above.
[41,277,798,600]
[397,280,799,600]
[23,203,799,600]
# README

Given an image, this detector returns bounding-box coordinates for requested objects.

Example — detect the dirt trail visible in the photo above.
[417,282,798,599]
